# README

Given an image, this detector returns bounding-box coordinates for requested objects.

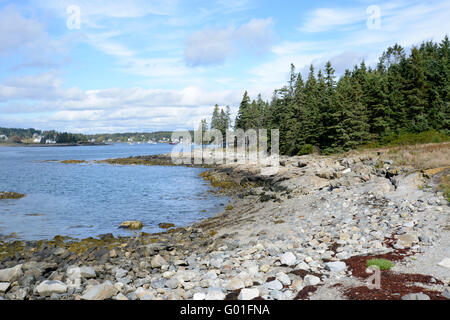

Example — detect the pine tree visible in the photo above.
[235,91,251,130]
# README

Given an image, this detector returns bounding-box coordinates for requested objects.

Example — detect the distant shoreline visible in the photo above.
[0,142,110,147]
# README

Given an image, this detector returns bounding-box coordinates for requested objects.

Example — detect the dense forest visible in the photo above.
[0,127,176,144]
[211,37,449,155]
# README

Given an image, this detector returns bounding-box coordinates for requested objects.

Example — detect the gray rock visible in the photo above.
[226,278,245,291]
[401,293,430,300]
[276,272,291,286]
[80,266,96,279]
[0,265,23,282]
[166,278,179,289]
[442,288,450,299]
[266,279,283,290]
[205,287,225,300]
[151,255,168,268]
[238,288,259,300]
[280,252,297,266]
[0,282,10,294]
[193,292,206,300]
[325,261,347,273]
[81,282,118,300]
[303,275,320,286]
[36,280,67,296]
[438,258,450,269]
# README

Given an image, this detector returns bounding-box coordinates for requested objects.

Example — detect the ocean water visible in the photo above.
[0,144,228,240]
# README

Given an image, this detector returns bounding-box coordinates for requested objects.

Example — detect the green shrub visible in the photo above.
[366,258,394,270]
[298,144,314,156]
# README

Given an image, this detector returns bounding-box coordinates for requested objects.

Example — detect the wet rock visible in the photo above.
[119,221,143,230]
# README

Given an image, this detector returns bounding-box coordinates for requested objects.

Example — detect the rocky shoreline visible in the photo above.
[0,145,449,300]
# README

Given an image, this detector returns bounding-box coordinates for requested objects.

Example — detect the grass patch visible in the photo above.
[382,130,450,147]
[366,258,394,270]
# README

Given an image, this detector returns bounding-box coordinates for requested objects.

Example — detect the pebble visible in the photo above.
[266,279,283,290]
[280,252,297,266]
[324,262,347,273]
[239,288,260,300]
[303,275,320,286]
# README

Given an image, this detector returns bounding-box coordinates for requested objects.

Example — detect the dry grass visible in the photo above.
[385,142,450,170]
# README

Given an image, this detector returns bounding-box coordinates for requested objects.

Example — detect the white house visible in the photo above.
[0,135,7,141]
[45,139,56,144]
[33,134,43,143]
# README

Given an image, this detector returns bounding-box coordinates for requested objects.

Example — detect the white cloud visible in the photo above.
[300,8,365,33]
[184,18,274,66]
[0,5,68,69]
[0,72,242,132]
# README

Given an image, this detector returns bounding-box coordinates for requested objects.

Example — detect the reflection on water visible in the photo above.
[0,144,227,240]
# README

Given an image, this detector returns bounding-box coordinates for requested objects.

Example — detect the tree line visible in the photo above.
[208,37,449,155]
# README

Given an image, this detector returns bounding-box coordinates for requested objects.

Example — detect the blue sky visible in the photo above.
[0,0,449,133]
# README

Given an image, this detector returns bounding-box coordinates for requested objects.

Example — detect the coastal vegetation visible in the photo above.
[223,37,449,156]
[366,259,394,271]
[0,192,25,200]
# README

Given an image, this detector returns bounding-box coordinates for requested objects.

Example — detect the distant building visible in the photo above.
[33,135,43,143]
[0,135,8,141]
[45,139,56,144]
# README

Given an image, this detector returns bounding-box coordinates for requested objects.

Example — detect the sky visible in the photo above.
[0,0,449,134]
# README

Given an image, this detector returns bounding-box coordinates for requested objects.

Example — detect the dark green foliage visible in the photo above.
[220,36,450,155]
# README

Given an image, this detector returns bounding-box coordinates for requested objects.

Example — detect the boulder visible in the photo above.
[119,221,143,230]
[81,283,118,300]
[0,265,23,282]
[36,280,67,296]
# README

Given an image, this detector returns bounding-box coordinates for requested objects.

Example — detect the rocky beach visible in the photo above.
[0,143,449,300]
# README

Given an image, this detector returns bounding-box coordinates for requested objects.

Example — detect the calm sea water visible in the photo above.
[0,144,228,240]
